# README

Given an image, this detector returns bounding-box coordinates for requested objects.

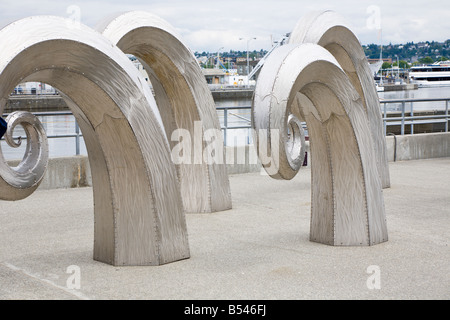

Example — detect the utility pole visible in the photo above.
[240,37,256,76]
[216,47,224,69]
[395,54,399,81]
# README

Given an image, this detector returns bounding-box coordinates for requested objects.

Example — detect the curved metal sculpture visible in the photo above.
[0,111,48,200]
[288,10,390,188]
[1,10,389,267]
[0,16,189,265]
[253,16,389,245]
[98,11,232,213]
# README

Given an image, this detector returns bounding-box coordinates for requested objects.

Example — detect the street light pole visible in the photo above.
[240,37,256,76]
[247,37,256,75]
[216,47,224,69]
[395,54,399,81]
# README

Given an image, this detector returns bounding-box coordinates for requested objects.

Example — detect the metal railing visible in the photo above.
[380,98,450,135]
[208,84,255,91]
[217,106,252,146]
[2,97,450,157]
[1,111,83,155]
[10,90,59,96]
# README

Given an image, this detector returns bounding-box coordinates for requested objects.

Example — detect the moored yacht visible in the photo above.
[409,61,450,87]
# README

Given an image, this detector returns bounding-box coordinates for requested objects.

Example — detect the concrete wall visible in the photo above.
[225,144,261,175]
[386,132,450,162]
[5,95,68,112]
[6,132,448,190]
[8,156,92,190]
[382,83,418,91]
[211,89,254,100]
[225,142,311,174]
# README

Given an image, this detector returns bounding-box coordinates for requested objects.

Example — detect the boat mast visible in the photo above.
[379,28,383,85]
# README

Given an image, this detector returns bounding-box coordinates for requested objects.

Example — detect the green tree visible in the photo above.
[382,62,392,69]
[419,56,434,64]
[399,60,410,69]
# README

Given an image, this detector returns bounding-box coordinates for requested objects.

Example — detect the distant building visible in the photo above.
[411,56,419,63]
[202,68,254,86]
[203,69,227,85]
[12,82,57,95]
[131,59,150,84]
[235,58,259,75]
[367,58,392,64]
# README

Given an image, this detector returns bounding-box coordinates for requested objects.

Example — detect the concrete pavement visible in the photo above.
[0,158,449,300]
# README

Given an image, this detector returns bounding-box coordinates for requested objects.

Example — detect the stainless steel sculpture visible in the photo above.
[0,111,48,200]
[288,10,390,188]
[1,9,389,268]
[97,11,232,213]
[0,16,190,265]
[253,11,388,245]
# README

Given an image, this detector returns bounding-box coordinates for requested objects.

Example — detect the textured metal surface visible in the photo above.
[0,111,48,200]
[98,11,232,213]
[0,16,189,265]
[288,10,390,188]
[253,42,388,245]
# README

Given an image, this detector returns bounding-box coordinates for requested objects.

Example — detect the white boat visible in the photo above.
[409,61,450,87]
[368,59,385,92]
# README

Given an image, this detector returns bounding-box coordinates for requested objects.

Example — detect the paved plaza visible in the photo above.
[0,158,449,300]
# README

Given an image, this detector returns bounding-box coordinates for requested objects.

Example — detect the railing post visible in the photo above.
[446,100,449,133]
[401,101,405,135]
[4,100,448,159]
[75,120,80,155]
[223,108,228,146]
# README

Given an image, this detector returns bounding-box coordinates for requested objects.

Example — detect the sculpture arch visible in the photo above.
[1,11,389,268]
[288,10,390,188]
[252,43,388,245]
[0,16,189,265]
[98,11,232,213]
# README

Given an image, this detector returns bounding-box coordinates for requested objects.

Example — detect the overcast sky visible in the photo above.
[0,0,448,52]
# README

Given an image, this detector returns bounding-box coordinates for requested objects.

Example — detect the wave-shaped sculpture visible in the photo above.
[0,111,48,200]
[288,10,390,188]
[253,14,388,245]
[1,10,388,267]
[97,11,232,213]
[0,16,190,265]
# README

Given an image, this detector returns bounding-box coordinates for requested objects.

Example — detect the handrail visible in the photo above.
[2,97,449,157]
[217,105,252,145]
[380,97,450,103]
[1,111,83,156]
[379,97,449,135]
